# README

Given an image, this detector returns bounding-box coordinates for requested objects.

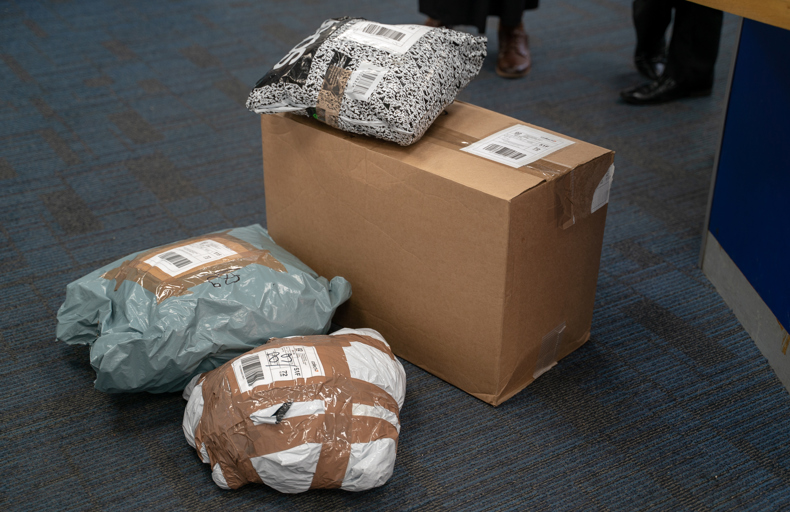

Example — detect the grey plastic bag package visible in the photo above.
[56,224,352,393]
[246,17,487,146]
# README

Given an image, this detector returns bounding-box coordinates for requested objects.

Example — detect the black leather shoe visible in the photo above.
[634,52,666,81]
[620,76,712,105]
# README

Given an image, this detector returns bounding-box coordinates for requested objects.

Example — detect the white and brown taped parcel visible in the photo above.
[182,328,406,493]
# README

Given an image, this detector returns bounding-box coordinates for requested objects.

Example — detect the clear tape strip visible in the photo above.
[533,321,566,379]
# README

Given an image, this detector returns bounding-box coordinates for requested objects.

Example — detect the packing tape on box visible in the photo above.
[422,119,572,182]
[422,118,615,231]
[533,321,566,379]
[554,162,615,229]
[278,110,612,230]
[422,121,614,231]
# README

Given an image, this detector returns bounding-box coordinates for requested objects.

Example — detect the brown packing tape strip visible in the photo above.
[286,102,573,182]
[309,343,352,489]
[101,232,286,303]
[194,334,401,490]
[230,335,401,418]
[315,52,353,128]
[282,108,607,233]
[351,415,399,444]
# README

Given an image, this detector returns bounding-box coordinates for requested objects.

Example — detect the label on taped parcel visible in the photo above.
[461,124,575,168]
[232,346,326,393]
[337,21,431,54]
[144,240,237,277]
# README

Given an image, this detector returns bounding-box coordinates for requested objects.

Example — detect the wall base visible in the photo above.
[702,231,790,393]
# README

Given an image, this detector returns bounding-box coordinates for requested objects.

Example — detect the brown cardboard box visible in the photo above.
[261,101,614,405]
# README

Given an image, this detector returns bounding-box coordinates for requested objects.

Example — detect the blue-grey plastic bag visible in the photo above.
[56,224,352,393]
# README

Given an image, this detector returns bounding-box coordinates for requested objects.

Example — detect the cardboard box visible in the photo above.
[261,101,614,405]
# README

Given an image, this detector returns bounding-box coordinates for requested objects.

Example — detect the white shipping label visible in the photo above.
[591,164,615,213]
[345,62,388,102]
[144,240,237,277]
[232,346,325,393]
[337,22,432,54]
[461,124,575,168]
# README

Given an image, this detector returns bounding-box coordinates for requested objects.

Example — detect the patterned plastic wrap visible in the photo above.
[182,328,406,493]
[247,18,487,146]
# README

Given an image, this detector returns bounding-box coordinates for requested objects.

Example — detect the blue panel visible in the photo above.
[709,19,790,331]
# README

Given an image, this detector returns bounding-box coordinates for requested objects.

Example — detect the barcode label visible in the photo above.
[144,239,237,276]
[239,354,264,387]
[482,144,527,160]
[361,23,406,41]
[345,62,387,102]
[159,251,192,269]
[337,21,431,54]
[352,72,378,95]
[461,124,575,168]
[232,345,325,393]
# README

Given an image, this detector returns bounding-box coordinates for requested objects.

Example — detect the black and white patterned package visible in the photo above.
[246,18,487,146]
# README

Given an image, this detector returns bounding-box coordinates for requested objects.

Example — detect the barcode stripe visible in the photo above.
[240,355,264,387]
[160,251,192,268]
[483,143,527,160]
[352,71,379,95]
[362,24,406,41]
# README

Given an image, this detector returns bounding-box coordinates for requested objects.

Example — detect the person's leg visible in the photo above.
[495,0,538,78]
[419,0,471,30]
[664,0,723,89]
[633,0,672,59]
[632,0,673,79]
[621,0,723,104]
[498,0,536,26]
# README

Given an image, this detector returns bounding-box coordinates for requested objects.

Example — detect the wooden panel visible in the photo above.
[690,0,790,31]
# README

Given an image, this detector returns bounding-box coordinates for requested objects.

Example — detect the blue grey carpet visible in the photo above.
[2,0,789,510]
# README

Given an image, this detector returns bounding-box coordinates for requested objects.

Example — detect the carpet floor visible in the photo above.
[2,0,789,510]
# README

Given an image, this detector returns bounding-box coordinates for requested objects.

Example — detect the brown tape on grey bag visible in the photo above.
[101,232,286,303]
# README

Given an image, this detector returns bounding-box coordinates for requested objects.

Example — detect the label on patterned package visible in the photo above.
[337,22,431,54]
[591,164,615,213]
[232,346,325,393]
[144,240,237,277]
[345,62,388,101]
[461,124,575,168]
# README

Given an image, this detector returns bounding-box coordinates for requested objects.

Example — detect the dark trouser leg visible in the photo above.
[633,0,672,57]
[665,0,723,88]
[497,0,540,28]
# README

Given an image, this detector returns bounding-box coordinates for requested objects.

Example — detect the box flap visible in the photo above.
[281,101,610,202]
